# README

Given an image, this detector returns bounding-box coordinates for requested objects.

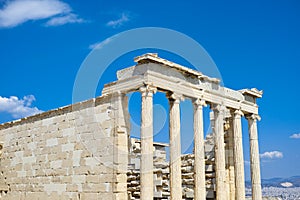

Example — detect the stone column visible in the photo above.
[226,116,236,200]
[213,105,227,200]
[232,110,245,200]
[247,114,262,200]
[168,93,183,200]
[113,92,129,199]
[140,85,157,200]
[193,99,206,200]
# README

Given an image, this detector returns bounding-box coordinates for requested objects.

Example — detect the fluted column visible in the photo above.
[213,105,227,200]
[140,85,157,200]
[226,117,236,200]
[247,114,262,200]
[193,99,206,200]
[168,93,183,200]
[233,110,246,200]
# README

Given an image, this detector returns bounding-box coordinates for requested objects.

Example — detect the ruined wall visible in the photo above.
[0,94,130,200]
[127,135,216,200]
[127,138,169,199]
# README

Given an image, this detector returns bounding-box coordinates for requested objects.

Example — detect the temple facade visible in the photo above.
[0,53,263,200]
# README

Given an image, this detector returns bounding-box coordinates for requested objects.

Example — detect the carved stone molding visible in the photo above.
[211,104,226,114]
[193,98,207,107]
[139,84,157,97]
[234,109,244,116]
[234,109,244,118]
[166,92,184,104]
[246,113,261,121]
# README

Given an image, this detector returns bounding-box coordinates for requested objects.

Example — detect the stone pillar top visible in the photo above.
[234,109,244,117]
[246,113,261,121]
[193,98,207,107]
[211,104,226,112]
[166,92,184,103]
[139,84,157,97]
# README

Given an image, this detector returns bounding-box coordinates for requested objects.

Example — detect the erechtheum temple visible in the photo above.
[0,53,263,200]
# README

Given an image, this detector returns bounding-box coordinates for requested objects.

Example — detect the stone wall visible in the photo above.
[127,138,169,199]
[127,135,217,200]
[0,94,130,200]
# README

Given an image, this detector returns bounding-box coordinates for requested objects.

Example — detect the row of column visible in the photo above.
[211,105,263,200]
[139,85,262,200]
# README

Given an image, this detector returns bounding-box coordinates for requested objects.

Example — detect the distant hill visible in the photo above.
[246,176,300,188]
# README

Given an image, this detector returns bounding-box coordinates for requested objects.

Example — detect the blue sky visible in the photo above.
[0,0,299,180]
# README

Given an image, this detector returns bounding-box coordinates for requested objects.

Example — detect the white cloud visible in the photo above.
[89,38,112,50]
[281,182,293,188]
[0,95,42,118]
[0,0,84,28]
[260,151,283,159]
[45,13,84,26]
[106,12,129,28]
[290,133,300,139]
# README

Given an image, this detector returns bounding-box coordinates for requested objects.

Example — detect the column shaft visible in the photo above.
[193,99,206,200]
[248,114,262,200]
[227,118,236,200]
[213,105,227,200]
[169,94,182,200]
[140,86,156,200]
[233,110,245,200]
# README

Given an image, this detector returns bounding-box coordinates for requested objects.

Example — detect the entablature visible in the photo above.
[103,53,262,115]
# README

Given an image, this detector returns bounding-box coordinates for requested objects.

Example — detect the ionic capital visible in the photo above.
[166,92,184,104]
[193,98,207,107]
[246,114,261,121]
[139,85,157,97]
[234,109,244,117]
[211,104,226,113]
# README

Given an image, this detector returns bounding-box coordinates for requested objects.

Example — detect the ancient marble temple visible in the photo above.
[0,53,263,200]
